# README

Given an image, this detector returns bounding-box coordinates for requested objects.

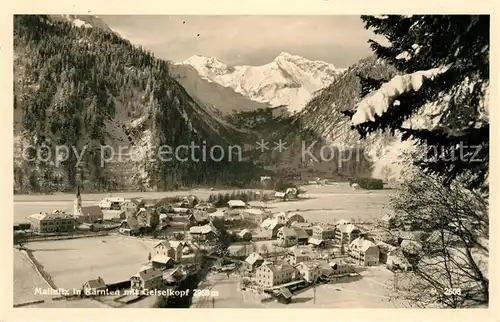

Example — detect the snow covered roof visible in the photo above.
[338,224,360,233]
[189,225,216,234]
[308,237,325,246]
[245,252,264,265]
[228,200,246,207]
[151,256,174,265]
[349,237,377,252]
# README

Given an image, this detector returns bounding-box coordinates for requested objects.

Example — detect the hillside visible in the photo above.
[180,53,345,114]
[13,15,255,194]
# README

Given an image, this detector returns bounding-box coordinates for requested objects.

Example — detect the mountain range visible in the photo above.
[177,53,345,114]
[13,14,412,193]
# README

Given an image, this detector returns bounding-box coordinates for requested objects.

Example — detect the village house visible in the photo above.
[28,211,76,233]
[376,241,398,264]
[98,196,125,210]
[227,243,254,259]
[255,262,296,288]
[154,240,184,261]
[227,200,247,209]
[238,229,253,241]
[291,222,313,236]
[189,224,218,242]
[251,229,273,241]
[188,212,209,226]
[377,213,397,229]
[181,195,199,208]
[244,252,265,271]
[292,227,309,245]
[329,259,355,275]
[274,211,305,226]
[242,208,270,224]
[260,219,284,238]
[386,248,412,271]
[223,209,244,223]
[289,246,314,265]
[140,199,157,209]
[194,202,216,213]
[136,208,159,229]
[130,267,164,293]
[312,224,336,240]
[335,224,361,246]
[77,206,105,224]
[295,261,321,284]
[277,227,298,247]
[163,266,187,286]
[308,237,326,248]
[348,237,380,266]
[120,199,141,213]
[82,277,107,296]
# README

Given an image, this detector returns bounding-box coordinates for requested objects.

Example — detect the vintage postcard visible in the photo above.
[2,0,497,321]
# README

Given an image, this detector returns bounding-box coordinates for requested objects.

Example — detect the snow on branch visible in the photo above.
[351,66,450,126]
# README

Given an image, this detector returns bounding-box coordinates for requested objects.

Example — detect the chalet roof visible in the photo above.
[154,240,185,249]
[261,261,295,274]
[151,256,174,265]
[163,267,186,282]
[30,211,74,221]
[251,229,273,239]
[291,246,314,258]
[349,237,377,252]
[260,218,282,230]
[80,206,104,217]
[121,199,141,205]
[189,225,216,234]
[188,213,207,222]
[279,227,297,237]
[136,267,164,281]
[228,200,246,208]
[85,277,107,290]
[245,252,264,266]
[308,237,325,246]
[338,224,360,234]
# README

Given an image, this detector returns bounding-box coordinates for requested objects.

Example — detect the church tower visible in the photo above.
[74,185,82,216]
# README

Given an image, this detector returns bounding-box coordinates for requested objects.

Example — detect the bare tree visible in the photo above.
[390,170,488,308]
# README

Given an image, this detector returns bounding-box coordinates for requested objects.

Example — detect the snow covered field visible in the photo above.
[13,250,52,306]
[20,236,156,292]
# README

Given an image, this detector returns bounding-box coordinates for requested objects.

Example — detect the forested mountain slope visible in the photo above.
[13,15,253,194]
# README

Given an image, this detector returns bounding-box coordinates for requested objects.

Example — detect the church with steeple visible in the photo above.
[73,185,104,224]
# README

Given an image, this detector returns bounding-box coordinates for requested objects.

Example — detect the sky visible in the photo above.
[100,15,382,68]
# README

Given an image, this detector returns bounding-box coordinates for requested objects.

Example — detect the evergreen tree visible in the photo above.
[349,15,489,191]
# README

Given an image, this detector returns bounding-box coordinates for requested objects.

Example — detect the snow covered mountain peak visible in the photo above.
[180,53,344,113]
